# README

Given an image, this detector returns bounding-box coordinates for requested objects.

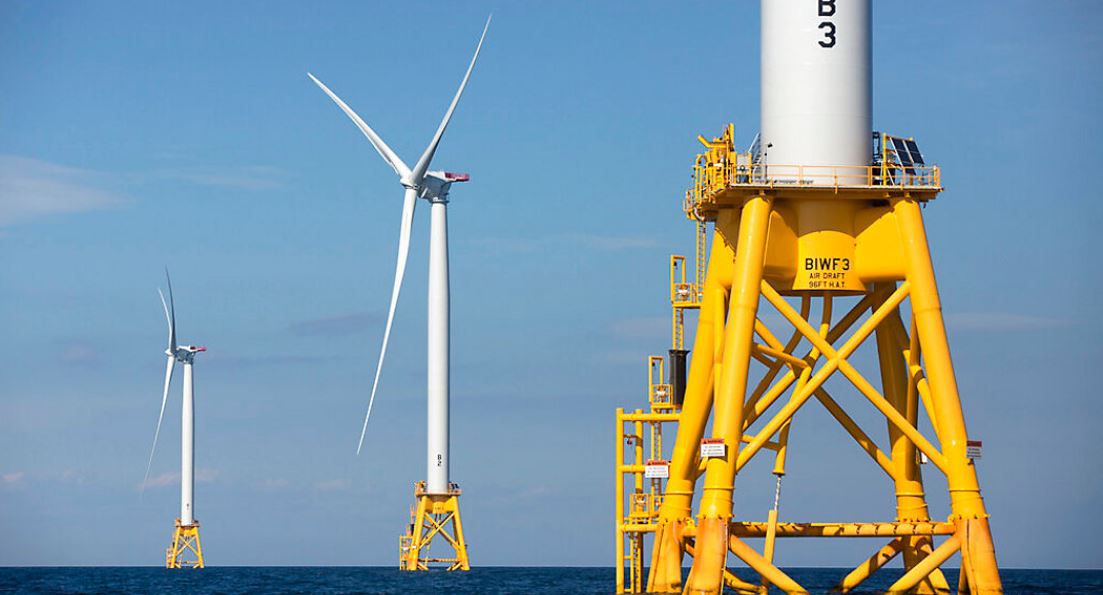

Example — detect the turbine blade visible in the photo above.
[161,269,177,352]
[357,187,419,455]
[142,355,176,494]
[158,290,175,353]
[308,73,412,179]
[408,15,491,183]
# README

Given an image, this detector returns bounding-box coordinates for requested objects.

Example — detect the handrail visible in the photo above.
[688,125,941,215]
[695,160,940,194]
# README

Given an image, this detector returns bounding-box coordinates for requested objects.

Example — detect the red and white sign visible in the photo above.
[700,438,726,459]
[645,460,670,479]
[966,440,982,460]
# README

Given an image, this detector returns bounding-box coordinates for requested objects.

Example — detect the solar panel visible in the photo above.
[891,137,913,166]
[905,139,925,165]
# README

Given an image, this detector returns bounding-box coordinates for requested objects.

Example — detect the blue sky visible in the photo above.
[1,0,1101,569]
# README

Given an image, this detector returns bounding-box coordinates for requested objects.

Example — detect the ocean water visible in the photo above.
[0,567,1100,594]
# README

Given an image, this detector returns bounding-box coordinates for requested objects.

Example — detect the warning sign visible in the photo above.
[966,440,982,460]
[700,438,726,459]
[645,460,670,479]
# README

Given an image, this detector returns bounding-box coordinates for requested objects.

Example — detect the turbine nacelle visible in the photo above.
[169,345,207,362]
[419,171,471,202]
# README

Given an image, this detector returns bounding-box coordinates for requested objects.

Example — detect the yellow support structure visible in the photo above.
[399,481,470,571]
[617,125,1001,594]
[616,217,708,591]
[617,408,680,593]
[165,518,204,569]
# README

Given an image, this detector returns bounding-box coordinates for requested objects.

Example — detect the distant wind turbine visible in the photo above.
[308,16,490,571]
[308,16,489,489]
[143,270,207,568]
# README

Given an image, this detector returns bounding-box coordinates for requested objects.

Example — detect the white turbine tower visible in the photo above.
[143,270,207,568]
[308,15,489,571]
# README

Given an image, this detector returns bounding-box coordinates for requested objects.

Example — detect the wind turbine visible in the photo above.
[308,15,489,571]
[143,270,207,569]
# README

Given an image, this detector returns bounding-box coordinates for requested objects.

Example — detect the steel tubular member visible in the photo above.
[893,198,1001,593]
[685,196,774,595]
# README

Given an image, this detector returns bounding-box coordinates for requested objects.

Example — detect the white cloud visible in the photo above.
[0,155,125,226]
[2,471,25,485]
[151,166,285,191]
[314,478,350,492]
[60,470,88,484]
[261,478,290,490]
[0,156,286,228]
[58,340,101,366]
[142,472,178,489]
[518,484,553,498]
[139,468,219,490]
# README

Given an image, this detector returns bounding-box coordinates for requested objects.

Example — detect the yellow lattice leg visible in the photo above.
[874,293,949,594]
[685,197,774,595]
[894,198,1000,594]
[448,496,470,571]
[648,235,735,593]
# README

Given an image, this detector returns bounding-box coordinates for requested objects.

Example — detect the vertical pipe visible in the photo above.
[874,290,928,521]
[668,349,689,407]
[634,408,645,581]
[427,198,450,494]
[630,413,646,588]
[634,415,645,492]
[180,360,194,525]
[615,408,625,593]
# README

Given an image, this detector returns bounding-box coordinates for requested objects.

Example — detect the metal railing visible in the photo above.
[694,159,941,203]
[688,125,942,215]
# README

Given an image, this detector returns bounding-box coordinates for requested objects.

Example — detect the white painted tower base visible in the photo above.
[426,196,450,495]
[181,361,195,525]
